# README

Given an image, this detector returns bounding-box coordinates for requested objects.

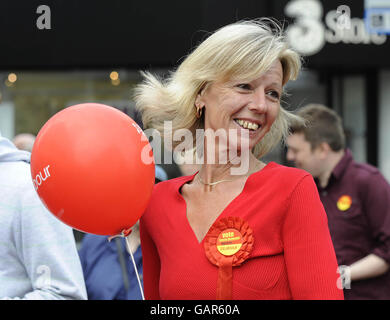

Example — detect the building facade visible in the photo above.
[0,0,389,180]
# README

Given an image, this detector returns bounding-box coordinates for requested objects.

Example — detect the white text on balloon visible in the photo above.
[33,165,51,191]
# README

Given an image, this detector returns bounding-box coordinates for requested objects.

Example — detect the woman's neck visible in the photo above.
[198,152,262,184]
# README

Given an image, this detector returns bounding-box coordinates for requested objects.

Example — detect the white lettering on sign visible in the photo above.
[285,0,387,56]
[325,10,386,45]
[33,165,51,191]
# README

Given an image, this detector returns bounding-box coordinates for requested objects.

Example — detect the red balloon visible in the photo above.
[30,103,155,236]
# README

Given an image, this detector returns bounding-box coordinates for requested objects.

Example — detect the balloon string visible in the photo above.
[125,236,145,300]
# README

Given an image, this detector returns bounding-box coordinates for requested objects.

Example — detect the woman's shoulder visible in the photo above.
[142,174,195,223]
[261,161,310,181]
[245,162,313,199]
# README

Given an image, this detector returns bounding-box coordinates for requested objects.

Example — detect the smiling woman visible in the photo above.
[134,19,301,160]
[133,18,344,300]
[195,59,283,160]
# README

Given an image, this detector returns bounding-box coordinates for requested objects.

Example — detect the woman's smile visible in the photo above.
[234,118,261,131]
[232,118,262,139]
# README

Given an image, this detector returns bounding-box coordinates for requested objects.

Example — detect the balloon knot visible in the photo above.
[107,228,133,242]
[123,228,133,237]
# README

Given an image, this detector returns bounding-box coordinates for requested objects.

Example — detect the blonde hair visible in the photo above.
[133,18,303,158]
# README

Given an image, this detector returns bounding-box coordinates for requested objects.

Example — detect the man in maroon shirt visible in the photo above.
[286,104,390,300]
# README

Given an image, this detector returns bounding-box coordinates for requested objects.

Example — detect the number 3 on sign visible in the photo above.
[284,0,326,56]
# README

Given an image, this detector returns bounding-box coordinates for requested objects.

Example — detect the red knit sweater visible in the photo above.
[140,162,344,300]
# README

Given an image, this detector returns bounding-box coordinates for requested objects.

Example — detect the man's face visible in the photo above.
[286,132,324,178]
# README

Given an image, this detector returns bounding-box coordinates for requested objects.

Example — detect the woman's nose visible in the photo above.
[248,90,267,113]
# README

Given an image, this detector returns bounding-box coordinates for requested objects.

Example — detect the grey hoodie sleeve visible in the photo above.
[0,163,87,300]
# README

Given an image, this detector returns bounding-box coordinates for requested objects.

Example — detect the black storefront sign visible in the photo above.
[273,0,390,70]
[0,0,388,70]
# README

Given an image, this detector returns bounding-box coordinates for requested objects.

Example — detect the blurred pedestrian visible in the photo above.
[0,132,87,300]
[12,133,36,152]
[78,224,143,300]
[287,104,390,300]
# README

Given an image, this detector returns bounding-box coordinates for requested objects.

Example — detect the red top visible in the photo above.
[140,162,344,300]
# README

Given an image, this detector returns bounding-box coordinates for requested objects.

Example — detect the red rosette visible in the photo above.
[204,216,254,299]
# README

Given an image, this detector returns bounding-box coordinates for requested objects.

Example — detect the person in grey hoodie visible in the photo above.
[0,132,87,300]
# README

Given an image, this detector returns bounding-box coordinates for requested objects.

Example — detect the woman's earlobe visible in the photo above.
[195,94,204,118]
[195,83,209,118]
[195,104,203,118]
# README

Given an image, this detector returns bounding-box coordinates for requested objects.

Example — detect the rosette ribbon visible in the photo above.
[204,216,254,300]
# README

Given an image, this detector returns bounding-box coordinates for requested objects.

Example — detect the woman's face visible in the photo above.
[196,60,283,154]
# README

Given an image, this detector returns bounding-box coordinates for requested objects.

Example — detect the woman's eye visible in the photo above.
[267,90,281,100]
[236,83,252,90]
